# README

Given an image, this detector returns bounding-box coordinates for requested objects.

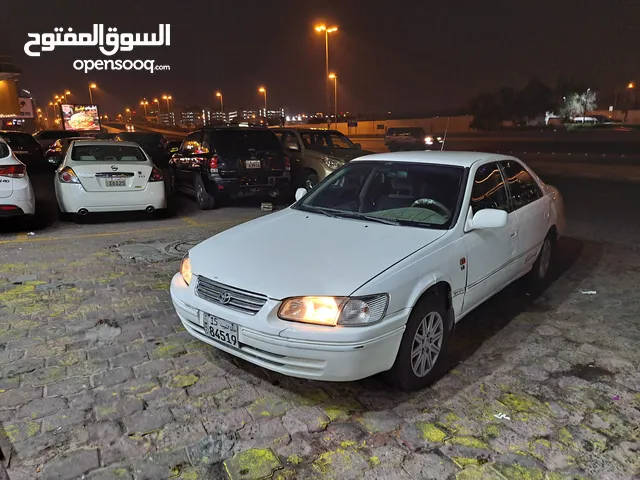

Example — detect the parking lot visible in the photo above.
[1,167,640,480]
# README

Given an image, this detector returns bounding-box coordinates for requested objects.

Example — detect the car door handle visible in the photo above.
[510,229,517,238]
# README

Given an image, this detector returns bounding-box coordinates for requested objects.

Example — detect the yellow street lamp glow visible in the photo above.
[65,90,71,95]
[125,108,131,112]
[89,83,97,89]
[628,82,635,89]
[216,92,222,97]
[258,87,266,93]
[162,95,172,100]
[328,73,336,79]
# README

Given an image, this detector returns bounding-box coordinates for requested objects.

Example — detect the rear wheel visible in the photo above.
[527,231,555,290]
[195,176,216,210]
[386,292,454,391]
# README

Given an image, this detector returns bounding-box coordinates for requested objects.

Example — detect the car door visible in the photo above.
[280,131,303,181]
[173,131,204,192]
[500,160,550,276]
[462,161,519,313]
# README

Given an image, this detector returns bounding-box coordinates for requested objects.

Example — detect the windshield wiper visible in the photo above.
[298,205,338,218]
[331,211,400,225]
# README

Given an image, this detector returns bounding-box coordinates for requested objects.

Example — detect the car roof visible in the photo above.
[275,127,340,133]
[351,151,517,168]
[69,140,141,148]
[197,125,270,131]
[0,130,30,135]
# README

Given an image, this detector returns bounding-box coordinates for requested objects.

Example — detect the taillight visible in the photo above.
[209,155,219,173]
[0,164,26,178]
[59,167,80,184]
[149,166,163,182]
[284,156,291,171]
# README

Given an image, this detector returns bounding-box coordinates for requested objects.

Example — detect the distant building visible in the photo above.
[227,109,258,122]
[0,56,23,127]
[158,111,175,126]
[180,106,208,128]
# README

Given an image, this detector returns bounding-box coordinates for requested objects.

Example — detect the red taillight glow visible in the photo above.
[284,156,291,171]
[0,164,26,178]
[149,166,163,182]
[209,155,219,172]
[0,206,18,211]
[59,167,79,184]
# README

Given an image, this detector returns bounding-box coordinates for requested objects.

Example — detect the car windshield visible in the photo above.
[213,130,281,152]
[71,144,147,162]
[300,131,356,150]
[0,133,41,151]
[117,133,166,146]
[293,161,465,230]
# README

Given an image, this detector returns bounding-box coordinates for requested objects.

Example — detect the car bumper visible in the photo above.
[0,181,35,216]
[56,182,166,213]
[170,273,406,382]
[209,174,291,197]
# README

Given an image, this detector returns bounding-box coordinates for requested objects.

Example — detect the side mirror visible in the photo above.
[468,209,507,230]
[354,143,362,149]
[295,188,307,202]
[287,144,300,151]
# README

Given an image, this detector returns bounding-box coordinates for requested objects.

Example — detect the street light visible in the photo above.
[140,99,149,116]
[315,24,338,124]
[258,87,267,120]
[162,95,172,113]
[125,108,131,120]
[89,83,97,103]
[216,92,224,113]
[328,73,338,124]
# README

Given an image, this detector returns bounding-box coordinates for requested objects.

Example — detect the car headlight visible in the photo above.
[424,136,434,145]
[322,156,343,170]
[180,255,192,286]
[278,294,389,326]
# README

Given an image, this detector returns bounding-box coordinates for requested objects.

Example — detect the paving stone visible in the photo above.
[185,375,229,396]
[46,376,90,397]
[224,447,283,480]
[0,386,42,407]
[87,421,123,444]
[363,466,414,480]
[357,410,402,434]
[401,452,459,479]
[123,407,174,434]
[133,359,173,377]
[17,397,67,420]
[186,432,236,466]
[109,350,149,368]
[201,407,253,435]
[282,406,330,435]
[95,395,144,421]
[1,419,41,443]
[42,448,100,480]
[171,352,207,370]
[151,421,207,450]
[309,445,369,479]
[42,408,89,433]
[92,367,134,388]
[247,395,291,420]
[130,448,190,480]
[86,467,134,480]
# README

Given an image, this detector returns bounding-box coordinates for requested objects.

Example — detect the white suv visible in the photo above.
[0,139,36,218]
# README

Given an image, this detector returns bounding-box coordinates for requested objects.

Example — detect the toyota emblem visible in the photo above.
[219,292,232,305]
[111,165,118,171]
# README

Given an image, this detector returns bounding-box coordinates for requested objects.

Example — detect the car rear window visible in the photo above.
[213,130,281,152]
[39,131,84,140]
[117,133,165,145]
[0,133,41,151]
[71,145,147,162]
[0,142,9,158]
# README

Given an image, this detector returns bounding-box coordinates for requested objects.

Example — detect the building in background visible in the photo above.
[180,106,208,128]
[0,56,25,129]
[158,111,176,127]
[227,109,258,123]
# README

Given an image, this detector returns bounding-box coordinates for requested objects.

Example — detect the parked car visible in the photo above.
[54,140,166,218]
[33,129,93,150]
[167,140,182,155]
[45,137,89,168]
[273,127,374,190]
[168,125,291,210]
[0,130,45,171]
[170,151,565,390]
[384,127,443,152]
[93,132,119,140]
[0,139,35,218]
[115,132,169,166]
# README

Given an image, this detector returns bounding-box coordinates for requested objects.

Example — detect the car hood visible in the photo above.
[189,208,446,299]
[314,148,374,162]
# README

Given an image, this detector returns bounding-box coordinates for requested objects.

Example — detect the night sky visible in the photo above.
[1,0,638,117]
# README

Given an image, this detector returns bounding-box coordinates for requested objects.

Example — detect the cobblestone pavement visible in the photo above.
[0,177,639,480]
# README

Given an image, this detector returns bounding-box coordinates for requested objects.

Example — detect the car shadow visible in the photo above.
[218,236,602,407]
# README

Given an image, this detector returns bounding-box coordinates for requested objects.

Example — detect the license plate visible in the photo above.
[106,179,126,187]
[202,313,239,348]
[245,160,261,169]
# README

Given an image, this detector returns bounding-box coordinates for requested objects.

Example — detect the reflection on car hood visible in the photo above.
[189,208,446,299]
[315,148,374,162]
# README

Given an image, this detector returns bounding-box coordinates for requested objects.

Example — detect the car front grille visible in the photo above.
[195,276,268,315]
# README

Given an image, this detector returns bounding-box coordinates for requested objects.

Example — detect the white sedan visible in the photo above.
[170,151,565,390]
[54,140,166,217]
[0,139,35,217]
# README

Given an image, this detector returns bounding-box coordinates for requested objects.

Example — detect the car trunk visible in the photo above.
[214,130,285,179]
[0,176,12,198]
[73,163,153,192]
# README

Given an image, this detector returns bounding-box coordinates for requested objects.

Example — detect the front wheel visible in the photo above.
[195,176,216,210]
[386,293,453,391]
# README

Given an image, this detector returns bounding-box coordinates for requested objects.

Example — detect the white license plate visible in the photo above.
[106,179,127,187]
[202,313,239,348]
[245,160,261,169]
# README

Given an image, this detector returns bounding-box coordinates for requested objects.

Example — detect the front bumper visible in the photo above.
[170,273,406,382]
[56,182,166,213]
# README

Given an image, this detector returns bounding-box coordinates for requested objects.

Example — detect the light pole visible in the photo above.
[258,87,267,122]
[89,83,97,103]
[153,98,160,119]
[47,102,54,127]
[315,24,338,124]
[329,73,338,125]
[162,95,172,113]
[583,88,590,121]
[125,108,131,121]
[140,99,149,116]
[216,92,224,113]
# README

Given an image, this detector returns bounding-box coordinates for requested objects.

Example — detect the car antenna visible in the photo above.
[441,117,450,151]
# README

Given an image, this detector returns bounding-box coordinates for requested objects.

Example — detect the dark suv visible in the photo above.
[168,126,291,209]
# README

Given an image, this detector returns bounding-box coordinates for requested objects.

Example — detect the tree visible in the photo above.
[559,90,597,119]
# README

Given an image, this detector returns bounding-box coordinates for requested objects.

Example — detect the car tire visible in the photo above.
[526,231,555,290]
[195,176,216,210]
[304,172,320,190]
[386,292,454,391]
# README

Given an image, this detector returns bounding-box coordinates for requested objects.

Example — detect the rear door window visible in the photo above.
[500,160,542,210]
[213,130,281,153]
